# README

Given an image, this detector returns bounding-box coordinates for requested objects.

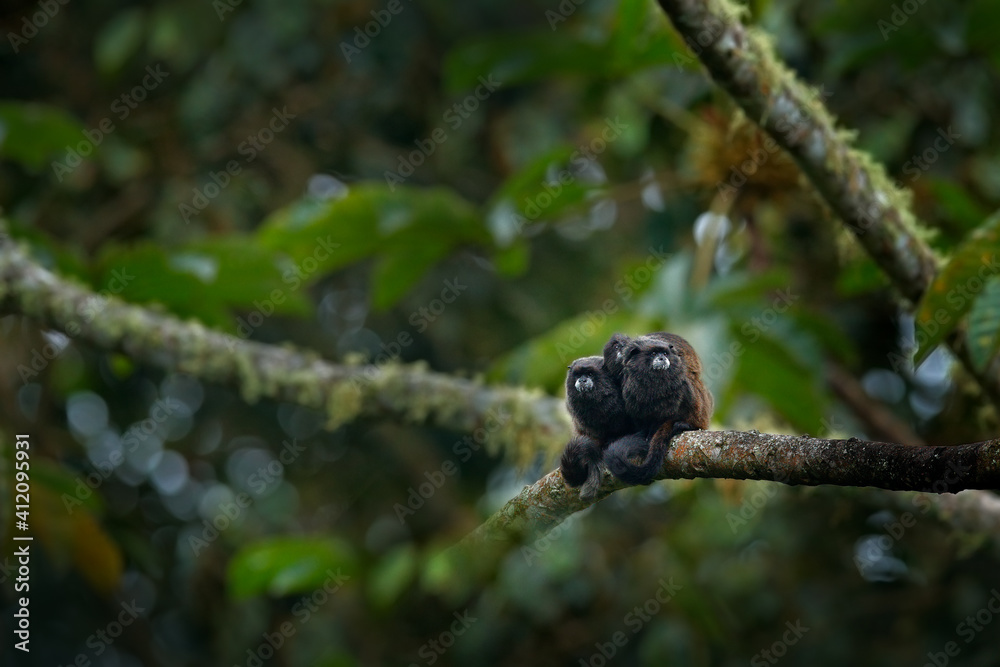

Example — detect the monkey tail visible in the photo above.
[605,422,697,485]
[603,431,658,485]
[560,435,602,488]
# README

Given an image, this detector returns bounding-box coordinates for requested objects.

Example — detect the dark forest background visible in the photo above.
[2,0,1000,665]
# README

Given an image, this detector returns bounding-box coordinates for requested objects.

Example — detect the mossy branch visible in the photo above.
[458,430,1000,552]
[2,231,998,551]
[0,233,572,458]
[654,0,1000,408]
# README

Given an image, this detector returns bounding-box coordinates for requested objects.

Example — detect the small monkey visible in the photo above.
[603,333,713,485]
[560,356,636,500]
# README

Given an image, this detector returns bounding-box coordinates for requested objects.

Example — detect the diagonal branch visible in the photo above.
[459,0,1000,551]
[458,429,1000,551]
[0,232,572,455]
[3,229,998,550]
[654,0,1000,408]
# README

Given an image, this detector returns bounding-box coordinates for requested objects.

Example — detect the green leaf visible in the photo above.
[227,536,357,599]
[182,237,312,316]
[93,237,311,329]
[609,0,684,73]
[490,309,653,392]
[367,544,417,609]
[706,269,793,309]
[966,276,1000,371]
[257,184,490,308]
[444,33,610,91]
[487,143,618,230]
[611,0,649,68]
[0,102,84,170]
[730,334,826,433]
[493,240,530,276]
[926,179,991,241]
[914,211,1000,364]
[834,256,889,297]
[95,9,147,76]
[371,239,451,310]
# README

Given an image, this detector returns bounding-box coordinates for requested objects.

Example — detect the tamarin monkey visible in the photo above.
[559,356,636,500]
[603,333,713,486]
[602,333,633,386]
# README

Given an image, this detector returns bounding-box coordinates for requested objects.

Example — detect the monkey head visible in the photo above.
[565,355,634,441]
[602,333,633,386]
[620,333,712,432]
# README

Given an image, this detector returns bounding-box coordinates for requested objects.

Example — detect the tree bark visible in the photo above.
[458,430,1000,550]
[654,0,1000,409]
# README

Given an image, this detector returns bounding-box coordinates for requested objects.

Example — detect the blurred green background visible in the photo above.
[2,0,1000,665]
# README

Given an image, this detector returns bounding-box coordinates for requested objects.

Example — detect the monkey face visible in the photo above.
[565,356,634,441]
[602,333,633,385]
[566,357,608,405]
[620,338,697,430]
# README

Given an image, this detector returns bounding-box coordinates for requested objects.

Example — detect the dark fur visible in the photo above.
[604,333,713,485]
[559,356,635,499]
[602,333,633,386]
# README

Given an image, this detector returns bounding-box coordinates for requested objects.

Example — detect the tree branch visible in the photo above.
[0,232,572,456]
[4,231,998,551]
[458,429,1000,551]
[655,0,1000,408]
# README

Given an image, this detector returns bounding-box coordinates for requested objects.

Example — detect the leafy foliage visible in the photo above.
[3,0,1000,665]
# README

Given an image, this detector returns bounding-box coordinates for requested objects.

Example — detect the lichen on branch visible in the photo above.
[654,0,1000,409]
[0,231,572,459]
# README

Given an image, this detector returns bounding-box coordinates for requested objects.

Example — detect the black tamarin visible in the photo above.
[559,356,636,500]
[603,333,713,486]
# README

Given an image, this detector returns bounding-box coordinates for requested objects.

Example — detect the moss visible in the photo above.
[326,381,364,430]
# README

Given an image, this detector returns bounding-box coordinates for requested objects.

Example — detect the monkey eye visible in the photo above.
[651,353,671,370]
[575,376,595,392]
